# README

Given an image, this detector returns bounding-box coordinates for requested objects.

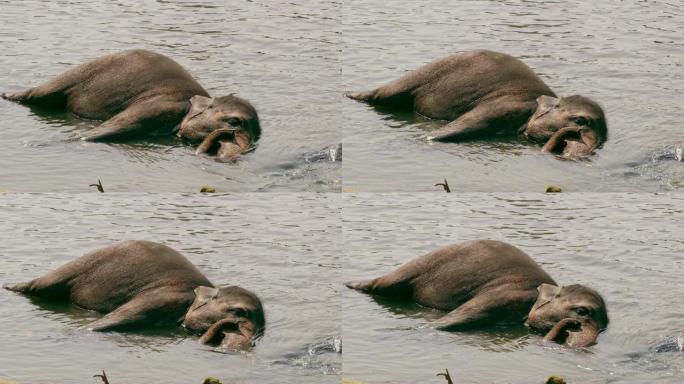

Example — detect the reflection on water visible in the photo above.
[343,193,684,383]
[0,0,340,192]
[0,193,341,384]
[342,0,684,191]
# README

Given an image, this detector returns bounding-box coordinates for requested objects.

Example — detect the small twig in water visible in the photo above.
[93,370,110,384]
[89,179,104,193]
[435,178,451,193]
[436,368,454,384]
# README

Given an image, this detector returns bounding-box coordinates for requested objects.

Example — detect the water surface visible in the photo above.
[0,193,341,384]
[343,193,684,383]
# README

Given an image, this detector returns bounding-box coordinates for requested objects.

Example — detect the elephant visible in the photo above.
[346,240,608,347]
[3,240,265,351]
[1,49,260,161]
[346,50,607,159]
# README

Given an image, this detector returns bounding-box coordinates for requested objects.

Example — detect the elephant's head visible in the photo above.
[525,284,608,348]
[524,95,607,158]
[182,285,265,351]
[179,95,260,158]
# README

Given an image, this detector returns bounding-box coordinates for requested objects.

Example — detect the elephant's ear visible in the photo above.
[187,95,215,119]
[193,286,219,306]
[190,95,214,109]
[536,95,560,111]
[535,283,561,305]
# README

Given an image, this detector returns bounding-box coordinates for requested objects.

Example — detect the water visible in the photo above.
[0,193,341,384]
[341,0,684,192]
[343,193,684,383]
[0,0,341,192]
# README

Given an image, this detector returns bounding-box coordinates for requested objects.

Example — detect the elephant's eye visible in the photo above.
[573,116,589,126]
[573,306,591,317]
[230,308,248,317]
[225,117,243,127]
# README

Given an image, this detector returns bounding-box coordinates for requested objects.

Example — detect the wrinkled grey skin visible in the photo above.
[3,240,265,350]
[1,49,260,158]
[346,50,607,159]
[346,240,608,347]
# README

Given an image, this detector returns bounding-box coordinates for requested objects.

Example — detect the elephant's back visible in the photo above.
[66,49,208,119]
[413,50,555,120]
[69,240,211,311]
[408,240,555,310]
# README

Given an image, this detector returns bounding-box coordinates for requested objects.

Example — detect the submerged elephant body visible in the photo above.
[652,335,684,353]
[346,240,608,347]
[1,50,260,159]
[650,144,684,163]
[307,143,342,163]
[347,50,607,159]
[3,240,264,350]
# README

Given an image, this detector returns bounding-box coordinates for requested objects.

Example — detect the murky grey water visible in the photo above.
[342,0,684,192]
[343,193,684,383]
[0,194,341,384]
[0,0,340,192]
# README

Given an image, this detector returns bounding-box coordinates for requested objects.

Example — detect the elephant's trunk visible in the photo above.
[543,318,599,348]
[195,128,254,162]
[542,126,598,159]
[195,128,238,155]
[198,318,256,351]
